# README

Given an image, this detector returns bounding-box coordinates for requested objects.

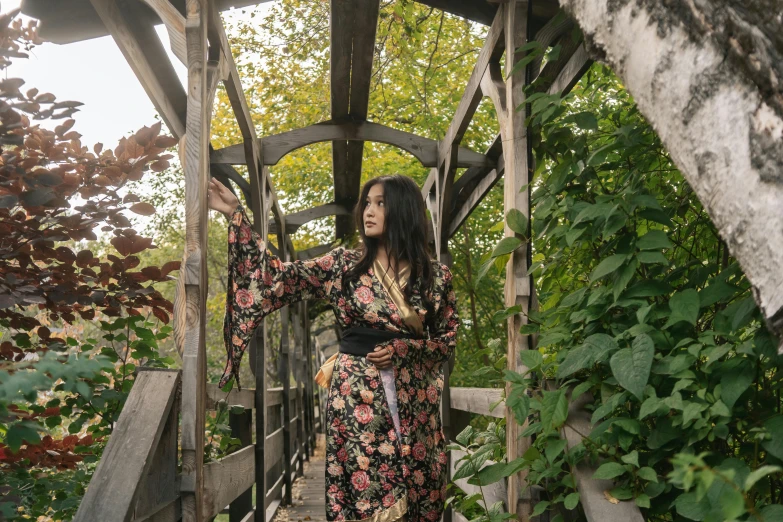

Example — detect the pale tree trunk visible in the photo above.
[560,0,783,348]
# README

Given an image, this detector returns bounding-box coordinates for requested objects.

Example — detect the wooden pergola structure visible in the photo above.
[21,0,646,521]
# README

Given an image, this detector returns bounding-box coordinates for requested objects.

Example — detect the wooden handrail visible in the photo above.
[73,370,180,522]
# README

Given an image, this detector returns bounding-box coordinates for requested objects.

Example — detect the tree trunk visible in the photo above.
[560,0,783,347]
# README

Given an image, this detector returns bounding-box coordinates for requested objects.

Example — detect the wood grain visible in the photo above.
[72,371,179,522]
[502,2,534,519]
[88,0,187,138]
[450,387,505,418]
[211,121,491,168]
[202,445,256,519]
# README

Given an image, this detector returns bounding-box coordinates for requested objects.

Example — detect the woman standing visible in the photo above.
[208,174,459,522]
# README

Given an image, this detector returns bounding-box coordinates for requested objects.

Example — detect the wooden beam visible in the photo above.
[210,121,492,168]
[205,382,255,410]
[89,0,187,139]
[546,42,591,96]
[330,0,381,239]
[133,380,179,521]
[502,2,534,519]
[179,1,210,520]
[202,445,256,519]
[73,370,180,522]
[268,203,351,235]
[138,0,187,64]
[447,134,504,238]
[266,427,285,473]
[21,0,275,45]
[414,0,497,25]
[450,387,505,418]
[437,8,505,165]
[229,409,253,521]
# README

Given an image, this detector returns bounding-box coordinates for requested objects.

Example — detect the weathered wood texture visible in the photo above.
[211,121,491,168]
[229,410,253,521]
[180,2,210,520]
[133,380,180,521]
[560,0,783,343]
[73,370,180,522]
[330,0,381,239]
[450,387,505,418]
[502,2,534,519]
[88,0,187,138]
[203,445,256,519]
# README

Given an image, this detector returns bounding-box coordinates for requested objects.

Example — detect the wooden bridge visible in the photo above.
[19,0,650,520]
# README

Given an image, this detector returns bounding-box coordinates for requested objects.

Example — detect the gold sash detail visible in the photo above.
[314,258,423,389]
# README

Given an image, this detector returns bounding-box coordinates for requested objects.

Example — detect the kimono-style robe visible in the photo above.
[220,206,460,522]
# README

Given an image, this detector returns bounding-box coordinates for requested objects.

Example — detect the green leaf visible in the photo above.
[603,210,627,239]
[455,425,474,446]
[573,112,598,130]
[720,361,754,411]
[590,254,627,282]
[476,460,527,485]
[506,386,530,424]
[5,421,42,452]
[506,209,528,236]
[624,281,672,298]
[613,257,638,301]
[592,462,626,480]
[492,237,523,257]
[492,305,522,324]
[665,289,700,328]
[545,438,567,463]
[556,334,617,378]
[540,389,568,431]
[635,493,650,509]
[531,501,550,517]
[564,492,580,510]
[610,334,654,401]
[675,492,710,521]
[637,230,673,250]
[620,450,639,467]
[743,465,782,491]
[760,504,783,522]
[638,208,674,227]
[719,486,746,520]
[637,251,669,265]
[637,467,658,482]
[519,350,543,371]
[762,416,783,460]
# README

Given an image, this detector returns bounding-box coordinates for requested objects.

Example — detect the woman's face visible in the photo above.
[363,183,385,239]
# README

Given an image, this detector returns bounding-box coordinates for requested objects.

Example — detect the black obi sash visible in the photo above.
[338,326,422,356]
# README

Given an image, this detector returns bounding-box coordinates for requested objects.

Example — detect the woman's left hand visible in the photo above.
[367,345,394,369]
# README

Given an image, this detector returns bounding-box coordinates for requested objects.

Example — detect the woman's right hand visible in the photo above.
[208,178,240,218]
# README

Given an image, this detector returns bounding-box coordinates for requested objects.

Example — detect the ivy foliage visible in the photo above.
[450,64,783,521]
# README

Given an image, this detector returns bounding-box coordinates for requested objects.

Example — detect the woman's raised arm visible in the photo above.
[219,203,344,389]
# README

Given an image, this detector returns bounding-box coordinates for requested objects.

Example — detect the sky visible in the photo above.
[3,1,268,148]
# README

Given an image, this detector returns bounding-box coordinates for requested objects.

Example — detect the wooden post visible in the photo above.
[229,409,253,521]
[502,2,534,520]
[180,1,210,520]
[280,303,293,505]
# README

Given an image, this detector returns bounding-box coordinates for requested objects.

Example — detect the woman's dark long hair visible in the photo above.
[343,174,437,332]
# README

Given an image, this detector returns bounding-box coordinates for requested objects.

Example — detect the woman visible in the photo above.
[208,174,459,522]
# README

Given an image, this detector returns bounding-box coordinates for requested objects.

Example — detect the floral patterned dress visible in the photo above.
[220,206,459,522]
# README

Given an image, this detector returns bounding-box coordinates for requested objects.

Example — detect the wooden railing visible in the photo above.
[447,386,644,522]
[74,363,316,522]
